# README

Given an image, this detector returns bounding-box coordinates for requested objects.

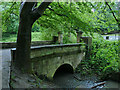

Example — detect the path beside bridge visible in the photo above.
[1,46,59,88]
[0,50,2,89]
[1,49,11,88]
[1,48,59,88]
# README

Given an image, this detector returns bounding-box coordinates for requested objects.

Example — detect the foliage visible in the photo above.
[1,2,118,35]
[91,2,118,33]
[1,2,20,33]
[76,37,119,78]
[37,2,93,34]
[91,39,119,74]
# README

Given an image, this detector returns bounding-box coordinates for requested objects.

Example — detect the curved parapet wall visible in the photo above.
[1,41,53,48]
[11,43,86,79]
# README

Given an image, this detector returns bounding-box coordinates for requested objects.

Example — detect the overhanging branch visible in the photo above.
[31,1,52,22]
[20,2,36,16]
[36,2,52,15]
[47,7,69,18]
[58,2,64,9]
[105,0,118,22]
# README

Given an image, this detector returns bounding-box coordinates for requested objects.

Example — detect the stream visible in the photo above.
[53,73,99,88]
[40,72,120,89]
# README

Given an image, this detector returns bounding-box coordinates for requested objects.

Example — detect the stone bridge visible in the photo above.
[11,43,86,80]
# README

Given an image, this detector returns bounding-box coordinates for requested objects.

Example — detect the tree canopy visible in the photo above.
[1,1,119,35]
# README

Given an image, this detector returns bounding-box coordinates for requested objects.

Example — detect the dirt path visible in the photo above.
[1,49,11,88]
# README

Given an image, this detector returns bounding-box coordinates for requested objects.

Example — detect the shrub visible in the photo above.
[91,39,119,75]
[76,37,119,77]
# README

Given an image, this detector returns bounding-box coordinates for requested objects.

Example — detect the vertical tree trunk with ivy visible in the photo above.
[15,1,52,72]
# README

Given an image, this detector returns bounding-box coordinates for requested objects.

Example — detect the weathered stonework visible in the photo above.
[11,43,86,79]
[1,41,53,48]
[81,37,92,57]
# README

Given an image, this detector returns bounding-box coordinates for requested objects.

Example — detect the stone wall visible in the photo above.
[11,43,86,79]
[81,37,92,57]
[1,41,53,48]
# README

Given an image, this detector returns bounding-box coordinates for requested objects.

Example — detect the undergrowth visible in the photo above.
[76,37,119,79]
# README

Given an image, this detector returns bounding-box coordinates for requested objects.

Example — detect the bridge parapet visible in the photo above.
[11,43,86,79]
[30,43,85,59]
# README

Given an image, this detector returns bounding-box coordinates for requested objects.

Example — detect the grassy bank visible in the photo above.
[1,32,53,42]
[1,32,77,43]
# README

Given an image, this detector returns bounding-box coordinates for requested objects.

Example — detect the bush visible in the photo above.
[91,39,119,74]
[76,37,119,77]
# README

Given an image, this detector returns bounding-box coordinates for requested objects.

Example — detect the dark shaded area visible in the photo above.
[53,64,74,79]
[108,72,120,82]
[106,36,109,39]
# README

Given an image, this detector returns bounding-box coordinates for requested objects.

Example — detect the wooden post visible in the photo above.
[58,31,63,44]
[52,36,58,44]
[76,31,83,43]
[81,37,92,58]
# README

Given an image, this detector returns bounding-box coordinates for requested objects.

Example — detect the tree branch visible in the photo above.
[11,2,16,8]
[105,0,118,22]
[58,2,64,9]
[12,12,19,17]
[37,2,52,15]
[4,2,17,23]
[42,14,49,16]
[31,1,52,22]
[20,1,36,16]
[47,7,69,18]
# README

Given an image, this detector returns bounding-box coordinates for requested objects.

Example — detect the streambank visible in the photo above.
[10,67,120,89]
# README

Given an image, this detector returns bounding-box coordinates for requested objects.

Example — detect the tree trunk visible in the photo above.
[15,15,33,73]
[15,2,52,73]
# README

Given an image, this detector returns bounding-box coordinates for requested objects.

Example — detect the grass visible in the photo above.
[1,32,53,42]
[1,32,77,43]
[2,32,118,42]
[1,34,17,42]
[31,32,52,41]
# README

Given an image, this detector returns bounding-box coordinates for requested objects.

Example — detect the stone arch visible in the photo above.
[53,63,74,78]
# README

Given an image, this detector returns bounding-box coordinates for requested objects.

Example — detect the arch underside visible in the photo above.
[53,64,74,78]
[33,52,85,80]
